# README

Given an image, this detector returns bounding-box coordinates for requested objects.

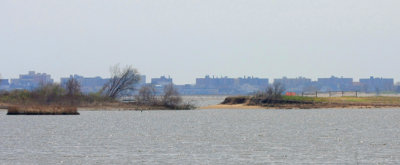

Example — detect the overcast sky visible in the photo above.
[1,0,399,84]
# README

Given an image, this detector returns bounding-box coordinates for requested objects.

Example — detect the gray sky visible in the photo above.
[1,0,399,84]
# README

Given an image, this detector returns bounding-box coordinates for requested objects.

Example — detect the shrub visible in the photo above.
[31,83,66,104]
[136,85,157,105]
[255,82,285,100]
[162,84,182,108]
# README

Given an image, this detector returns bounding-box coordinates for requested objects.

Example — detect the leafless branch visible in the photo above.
[102,64,141,99]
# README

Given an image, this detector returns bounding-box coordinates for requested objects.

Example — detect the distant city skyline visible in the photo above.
[0,70,399,85]
[0,70,398,85]
[1,70,396,95]
[1,1,399,84]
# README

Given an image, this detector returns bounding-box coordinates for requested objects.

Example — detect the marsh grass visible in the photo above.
[0,89,114,107]
[7,105,79,115]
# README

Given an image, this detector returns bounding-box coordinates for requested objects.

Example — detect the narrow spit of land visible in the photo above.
[201,96,400,109]
[0,90,195,115]
[0,101,193,115]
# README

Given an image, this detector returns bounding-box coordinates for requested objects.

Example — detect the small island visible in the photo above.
[203,83,400,109]
[212,95,400,109]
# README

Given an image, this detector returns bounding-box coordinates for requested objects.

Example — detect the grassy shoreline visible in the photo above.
[0,79,196,114]
[4,96,400,111]
[219,96,400,109]
[0,102,194,113]
[0,88,195,114]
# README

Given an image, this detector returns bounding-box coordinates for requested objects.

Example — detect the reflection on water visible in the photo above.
[1,109,400,164]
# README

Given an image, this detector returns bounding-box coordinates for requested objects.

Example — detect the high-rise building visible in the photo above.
[274,77,312,93]
[10,71,54,90]
[151,76,173,86]
[60,75,109,93]
[317,76,353,91]
[0,79,10,90]
[360,76,394,93]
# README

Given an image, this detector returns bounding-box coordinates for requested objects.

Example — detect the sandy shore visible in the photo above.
[78,106,171,111]
[199,104,264,109]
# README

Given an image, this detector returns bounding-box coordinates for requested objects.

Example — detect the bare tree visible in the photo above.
[162,84,182,107]
[66,78,81,96]
[256,82,285,99]
[136,84,157,105]
[272,82,285,98]
[102,64,141,99]
[267,86,274,95]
